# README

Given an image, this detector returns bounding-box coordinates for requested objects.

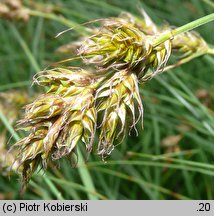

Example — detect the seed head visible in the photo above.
[171,31,209,58]
[118,11,210,58]
[79,18,171,81]
[12,9,213,186]
[96,70,144,157]
[13,68,98,184]
[13,65,147,184]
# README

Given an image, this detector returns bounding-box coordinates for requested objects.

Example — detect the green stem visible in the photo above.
[153,13,214,46]
[43,175,64,200]
[3,24,65,199]
[0,81,31,91]
[9,24,40,72]
[49,176,106,199]
[77,147,98,200]
[0,112,20,141]
[207,48,214,55]
[163,51,206,72]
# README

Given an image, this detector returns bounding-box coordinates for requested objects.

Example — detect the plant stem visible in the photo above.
[77,147,98,200]
[0,81,31,91]
[163,51,206,72]
[207,48,214,55]
[153,13,214,46]
[5,24,65,199]
[49,176,107,199]
[9,24,40,73]
[43,175,64,200]
[0,112,20,141]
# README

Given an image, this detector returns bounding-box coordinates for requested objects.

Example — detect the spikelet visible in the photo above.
[13,66,147,182]
[61,11,211,77]
[78,18,171,80]
[58,11,158,57]
[13,67,98,184]
[171,31,209,58]
[113,11,211,68]
[96,70,143,157]
[128,12,210,60]
[119,11,210,57]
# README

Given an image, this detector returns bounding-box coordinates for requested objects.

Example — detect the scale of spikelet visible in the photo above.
[78,18,171,81]
[171,30,209,58]
[95,70,144,157]
[119,10,158,36]
[13,67,98,184]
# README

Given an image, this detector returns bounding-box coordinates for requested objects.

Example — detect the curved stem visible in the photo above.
[153,13,214,47]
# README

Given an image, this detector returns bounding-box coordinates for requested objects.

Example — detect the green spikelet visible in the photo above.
[96,70,143,157]
[13,67,98,184]
[171,31,209,58]
[79,18,172,80]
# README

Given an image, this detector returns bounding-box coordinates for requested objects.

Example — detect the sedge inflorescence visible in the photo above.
[12,10,212,184]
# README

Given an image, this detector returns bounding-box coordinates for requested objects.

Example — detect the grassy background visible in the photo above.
[0,0,214,200]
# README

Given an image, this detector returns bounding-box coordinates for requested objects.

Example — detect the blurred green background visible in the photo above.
[0,0,214,200]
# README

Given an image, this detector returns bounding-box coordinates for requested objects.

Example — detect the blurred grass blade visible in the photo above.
[77,147,98,200]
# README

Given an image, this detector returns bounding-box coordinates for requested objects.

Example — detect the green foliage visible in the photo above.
[0,0,214,200]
